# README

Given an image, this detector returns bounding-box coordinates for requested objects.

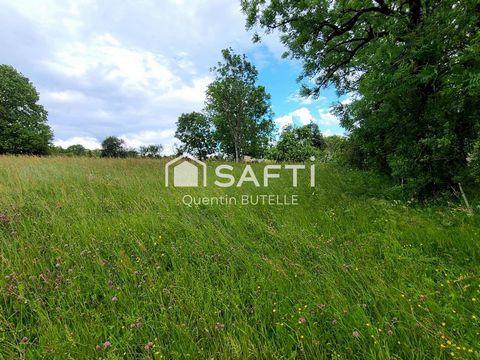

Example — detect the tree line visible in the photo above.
[51,138,163,158]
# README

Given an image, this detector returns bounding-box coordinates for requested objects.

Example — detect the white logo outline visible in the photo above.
[165,154,207,187]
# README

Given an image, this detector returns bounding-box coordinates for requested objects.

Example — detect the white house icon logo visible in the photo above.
[165,154,207,187]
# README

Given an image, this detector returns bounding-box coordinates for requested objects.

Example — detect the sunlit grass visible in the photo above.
[0,156,479,359]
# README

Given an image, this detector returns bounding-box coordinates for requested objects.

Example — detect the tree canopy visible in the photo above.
[267,123,326,162]
[243,0,480,195]
[0,65,53,155]
[205,48,274,161]
[101,136,127,158]
[175,112,215,159]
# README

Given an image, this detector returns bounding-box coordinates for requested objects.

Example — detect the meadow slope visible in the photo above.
[0,156,479,359]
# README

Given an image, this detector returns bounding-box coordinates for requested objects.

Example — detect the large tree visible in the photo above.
[242,0,480,195]
[0,65,53,155]
[175,112,215,159]
[205,48,274,162]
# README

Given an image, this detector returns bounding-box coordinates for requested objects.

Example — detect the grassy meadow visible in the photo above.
[0,156,479,359]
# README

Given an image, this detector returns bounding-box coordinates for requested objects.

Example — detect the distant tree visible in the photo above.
[66,144,87,156]
[205,48,274,161]
[49,145,66,155]
[101,136,127,158]
[87,149,101,158]
[0,65,53,155]
[125,148,139,158]
[139,144,163,158]
[175,112,215,160]
[267,124,325,162]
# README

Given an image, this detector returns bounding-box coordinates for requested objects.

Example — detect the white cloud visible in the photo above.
[275,107,315,129]
[323,129,345,137]
[276,106,340,129]
[0,0,289,155]
[120,129,176,151]
[42,90,88,103]
[287,92,327,106]
[318,109,339,126]
[54,136,101,149]
[274,107,344,138]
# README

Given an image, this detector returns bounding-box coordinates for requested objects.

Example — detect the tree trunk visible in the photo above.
[234,138,240,162]
[409,0,422,26]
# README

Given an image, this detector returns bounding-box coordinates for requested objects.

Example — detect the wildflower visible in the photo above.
[419,294,427,302]
[95,345,102,351]
[130,320,143,329]
[111,296,118,303]
[20,336,28,344]
[352,331,360,338]
[145,341,154,351]
[215,323,225,331]
[298,317,307,325]
[331,319,337,326]
[104,341,111,349]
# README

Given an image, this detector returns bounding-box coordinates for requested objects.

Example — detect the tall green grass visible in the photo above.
[0,156,479,359]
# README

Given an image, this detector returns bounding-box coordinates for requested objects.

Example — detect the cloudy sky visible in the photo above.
[0,0,346,153]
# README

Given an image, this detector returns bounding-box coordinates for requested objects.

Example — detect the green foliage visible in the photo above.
[321,135,347,164]
[50,145,101,157]
[267,123,325,162]
[66,144,87,156]
[101,136,127,158]
[471,139,480,183]
[139,144,163,158]
[0,156,479,358]
[175,112,215,159]
[243,0,480,196]
[0,65,53,155]
[206,48,274,161]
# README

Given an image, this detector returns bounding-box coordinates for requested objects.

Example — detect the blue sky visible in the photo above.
[0,0,347,153]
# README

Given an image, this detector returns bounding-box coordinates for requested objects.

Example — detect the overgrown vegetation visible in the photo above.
[0,156,478,358]
[243,0,480,196]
